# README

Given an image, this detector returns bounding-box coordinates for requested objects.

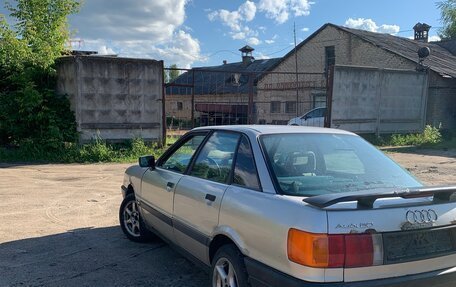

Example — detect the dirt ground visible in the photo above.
[0,149,455,287]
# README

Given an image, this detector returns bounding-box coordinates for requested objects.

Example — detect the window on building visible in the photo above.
[177,102,183,111]
[270,101,281,113]
[285,101,297,113]
[325,46,335,75]
[312,92,327,108]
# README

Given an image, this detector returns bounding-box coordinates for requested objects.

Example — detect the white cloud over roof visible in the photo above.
[344,18,400,35]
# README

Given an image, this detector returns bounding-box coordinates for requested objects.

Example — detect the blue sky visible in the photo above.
[0,0,443,68]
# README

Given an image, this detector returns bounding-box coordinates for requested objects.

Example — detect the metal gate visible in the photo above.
[164,67,327,132]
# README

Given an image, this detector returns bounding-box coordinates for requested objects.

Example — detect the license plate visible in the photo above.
[383,227,456,264]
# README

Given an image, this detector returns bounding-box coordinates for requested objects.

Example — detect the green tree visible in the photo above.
[437,0,456,39]
[168,64,180,82]
[0,0,80,149]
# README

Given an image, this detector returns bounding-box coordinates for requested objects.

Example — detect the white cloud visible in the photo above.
[239,1,257,22]
[98,45,116,55]
[69,0,203,67]
[208,1,257,32]
[208,9,242,31]
[344,18,400,35]
[229,26,258,40]
[378,24,400,34]
[256,52,271,59]
[232,32,246,40]
[301,27,310,32]
[208,2,261,42]
[247,37,261,46]
[258,0,312,24]
[265,34,278,44]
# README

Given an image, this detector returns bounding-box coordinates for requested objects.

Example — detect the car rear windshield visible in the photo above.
[260,133,421,196]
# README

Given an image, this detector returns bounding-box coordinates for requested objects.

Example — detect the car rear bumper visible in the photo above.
[244,257,456,287]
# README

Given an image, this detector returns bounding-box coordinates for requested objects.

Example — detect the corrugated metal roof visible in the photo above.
[335,24,456,78]
[166,58,281,95]
[434,39,456,56]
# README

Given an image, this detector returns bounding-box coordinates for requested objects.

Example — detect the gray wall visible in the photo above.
[330,65,428,134]
[56,56,164,143]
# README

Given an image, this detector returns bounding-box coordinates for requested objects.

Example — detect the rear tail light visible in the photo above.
[287,229,383,268]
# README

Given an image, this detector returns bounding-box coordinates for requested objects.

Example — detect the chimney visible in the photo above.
[223,60,227,65]
[413,22,431,43]
[239,45,255,65]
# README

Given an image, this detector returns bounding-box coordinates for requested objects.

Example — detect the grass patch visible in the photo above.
[364,126,454,149]
[0,137,181,164]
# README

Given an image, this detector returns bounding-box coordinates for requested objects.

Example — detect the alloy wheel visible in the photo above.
[212,257,239,287]
[123,200,141,237]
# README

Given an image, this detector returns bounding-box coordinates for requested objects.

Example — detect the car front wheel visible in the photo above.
[211,244,250,287]
[119,193,152,242]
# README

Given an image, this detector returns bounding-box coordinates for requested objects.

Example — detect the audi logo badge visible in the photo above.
[406,209,438,224]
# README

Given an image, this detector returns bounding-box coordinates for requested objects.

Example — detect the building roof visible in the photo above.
[335,24,456,78]
[434,39,456,56]
[273,23,456,79]
[166,58,281,95]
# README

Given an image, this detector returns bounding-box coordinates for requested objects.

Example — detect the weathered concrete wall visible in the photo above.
[427,71,456,129]
[56,56,164,142]
[331,65,428,134]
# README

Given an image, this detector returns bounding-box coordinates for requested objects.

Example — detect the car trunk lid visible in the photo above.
[303,185,456,281]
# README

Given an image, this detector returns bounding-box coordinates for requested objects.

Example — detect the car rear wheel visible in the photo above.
[119,193,153,242]
[211,244,250,287]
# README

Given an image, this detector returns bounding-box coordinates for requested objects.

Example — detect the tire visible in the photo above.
[119,193,154,242]
[211,244,250,287]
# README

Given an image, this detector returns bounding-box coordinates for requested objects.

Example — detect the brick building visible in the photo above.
[259,23,456,129]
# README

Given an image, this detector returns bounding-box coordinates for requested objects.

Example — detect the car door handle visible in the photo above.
[166,182,175,192]
[205,194,216,202]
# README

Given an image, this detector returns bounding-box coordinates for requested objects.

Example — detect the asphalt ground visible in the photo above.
[0,149,455,286]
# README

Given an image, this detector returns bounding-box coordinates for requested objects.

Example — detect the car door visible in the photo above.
[138,133,207,241]
[173,131,241,263]
[315,107,326,127]
[300,109,316,126]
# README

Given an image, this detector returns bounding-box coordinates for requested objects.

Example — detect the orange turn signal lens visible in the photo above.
[287,229,330,268]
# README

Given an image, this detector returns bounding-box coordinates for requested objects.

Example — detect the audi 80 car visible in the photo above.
[119,125,456,287]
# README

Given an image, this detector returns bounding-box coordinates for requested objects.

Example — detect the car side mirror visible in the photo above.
[139,155,155,169]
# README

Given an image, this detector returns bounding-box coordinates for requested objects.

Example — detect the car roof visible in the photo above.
[191,125,356,136]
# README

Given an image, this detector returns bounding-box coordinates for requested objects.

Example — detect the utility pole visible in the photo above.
[294,22,299,117]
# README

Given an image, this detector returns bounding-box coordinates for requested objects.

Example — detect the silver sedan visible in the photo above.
[119,125,456,287]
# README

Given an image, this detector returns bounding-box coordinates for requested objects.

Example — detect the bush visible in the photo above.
[389,125,442,146]
[0,137,167,163]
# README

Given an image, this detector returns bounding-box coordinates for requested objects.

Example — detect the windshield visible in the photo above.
[260,133,421,196]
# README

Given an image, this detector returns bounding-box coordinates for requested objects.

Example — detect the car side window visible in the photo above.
[161,135,206,173]
[233,136,260,190]
[302,109,317,119]
[190,132,240,183]
[315,108,326,117]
